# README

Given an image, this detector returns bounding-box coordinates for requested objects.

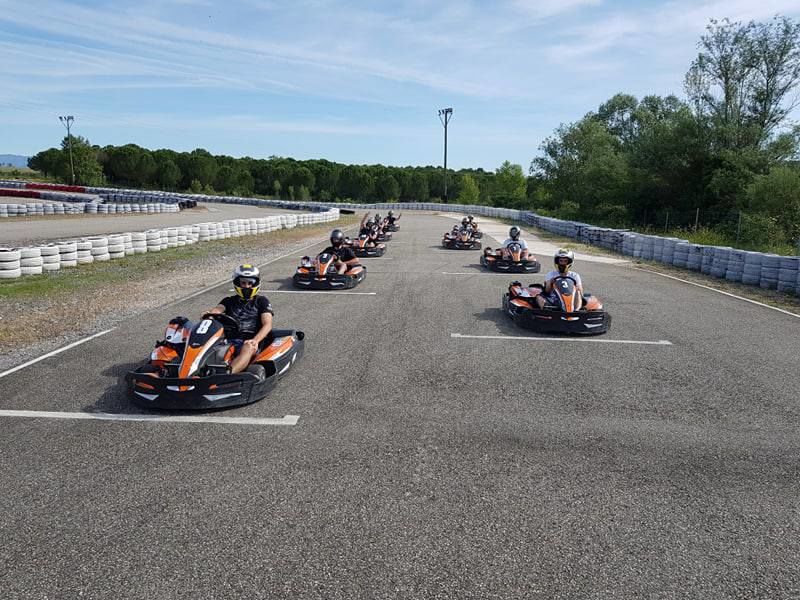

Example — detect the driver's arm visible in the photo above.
[544,278,554,293]
[360,213,369,228]
[252,311,273,345]
[206,304,225,316]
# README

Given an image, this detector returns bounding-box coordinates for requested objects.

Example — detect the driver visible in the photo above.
[500,226,530,259]
[321,228,360,274]
[358,213,378,246]
[205,264,273,374]
[535,249,583,309]
[387,210,400,225]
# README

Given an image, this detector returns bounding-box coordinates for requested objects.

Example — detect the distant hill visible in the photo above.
[0,155,29,168]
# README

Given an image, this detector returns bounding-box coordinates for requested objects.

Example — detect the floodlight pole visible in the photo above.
[438,108,453,202]
[59,115,75,184]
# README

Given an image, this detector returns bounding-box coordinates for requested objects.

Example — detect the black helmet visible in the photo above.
[388,210,394,216]
[461,217,469,225]
[330,229,345,246]
[366,220,375,228]
[232,264,261,300]
[509,226,520,240]
[468,214,474,221]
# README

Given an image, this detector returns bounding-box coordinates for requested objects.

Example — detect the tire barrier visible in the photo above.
[5,179,799,296]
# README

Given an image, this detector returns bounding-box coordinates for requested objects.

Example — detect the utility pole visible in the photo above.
[438,107,453,202]
[59,115,75,185]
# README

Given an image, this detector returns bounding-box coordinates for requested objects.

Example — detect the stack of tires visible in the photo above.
[76,241,93,264]
[59,241,78,268]
[40,245,61,272]
[759,254,781,289]
[20,247,43,276]
[89,237,110,262]
[741,252,762,286]
[107,236,126,260]
[131,232,147,254]
[711,247,731,279]
[686,245,704,271]
[0,248,21,280]
[777,257,799,294]
[672,242,690,268]
[724,250,746,282]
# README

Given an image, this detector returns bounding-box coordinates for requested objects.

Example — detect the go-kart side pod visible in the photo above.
[502,293,611,335]
[128,330,306,409]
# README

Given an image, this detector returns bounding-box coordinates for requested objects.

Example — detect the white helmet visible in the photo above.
[509,226,521,240]
[554,249,574,274]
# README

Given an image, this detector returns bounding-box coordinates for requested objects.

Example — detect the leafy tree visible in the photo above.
[403,171,429,201]
[457,174,480,204]
[58,136,103,185]
[494,161,527,206]
[155,157,181,190]
[375,173,400,201]
[28,148,61,178]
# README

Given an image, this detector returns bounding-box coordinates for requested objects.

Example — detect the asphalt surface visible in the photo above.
[0,202,300,246]
[1,213,798,599]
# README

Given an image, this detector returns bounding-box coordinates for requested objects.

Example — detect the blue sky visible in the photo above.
[2,0,800,171]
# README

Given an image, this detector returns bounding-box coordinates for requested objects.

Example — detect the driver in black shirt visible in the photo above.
[320,229,360,274]
[206,264,273,373]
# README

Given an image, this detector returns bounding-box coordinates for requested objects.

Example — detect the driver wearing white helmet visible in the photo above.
[206,264,274,373]
[500,226,530,258]
[535,249,583,309]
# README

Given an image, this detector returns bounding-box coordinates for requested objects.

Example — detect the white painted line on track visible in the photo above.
[263,290,377,295]
[0,410,299,426]
[442,272,485,275]
[0,329,115,380]
[451,333,673,346]
[634,267,800,319]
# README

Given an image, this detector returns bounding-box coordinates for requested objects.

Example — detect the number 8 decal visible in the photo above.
[197,319,212,334]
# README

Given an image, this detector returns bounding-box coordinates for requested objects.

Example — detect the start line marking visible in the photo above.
[451,333,673,346]
[0,410,299,426]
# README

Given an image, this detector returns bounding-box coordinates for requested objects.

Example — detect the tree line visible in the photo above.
[28,141,530,209]
[531,15,800,250]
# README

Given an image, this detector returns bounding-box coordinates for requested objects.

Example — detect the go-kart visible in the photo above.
[442,227,481,250]
[293,252,366,289]
[385,218,400,232]
[127,313,305,409]
[348,234,386,257]
[502,276,610,334]
[481,243,541,273]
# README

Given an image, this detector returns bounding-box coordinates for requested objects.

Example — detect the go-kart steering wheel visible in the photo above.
[201,312,240,330]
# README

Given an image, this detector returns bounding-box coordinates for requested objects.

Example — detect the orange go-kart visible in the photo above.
[502,276,610,334]
[481,242,541,273]
[293,252,366,289]
[128,313,305,409]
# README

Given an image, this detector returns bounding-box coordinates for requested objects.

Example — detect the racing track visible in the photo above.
[1,213,799,599]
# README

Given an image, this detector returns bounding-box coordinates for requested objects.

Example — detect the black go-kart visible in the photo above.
[348,234,386,257]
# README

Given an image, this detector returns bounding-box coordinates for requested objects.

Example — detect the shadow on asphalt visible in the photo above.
[472,306,522,336]
[86,361,143,414]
